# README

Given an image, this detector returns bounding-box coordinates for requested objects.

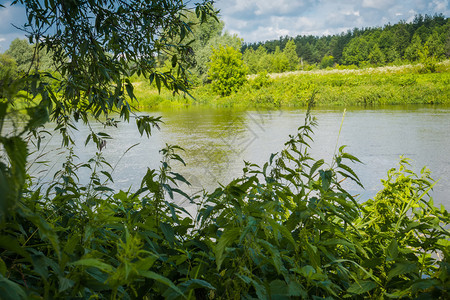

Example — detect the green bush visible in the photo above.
[208,45,248,96]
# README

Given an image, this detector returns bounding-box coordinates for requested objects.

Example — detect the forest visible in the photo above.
[242,14,449,71]
[0,1,449,299]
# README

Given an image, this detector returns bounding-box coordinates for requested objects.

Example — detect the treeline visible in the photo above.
[2,13,449,87]
[242,14,450,73]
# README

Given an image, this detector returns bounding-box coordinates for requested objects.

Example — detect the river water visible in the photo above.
[28,105,450,210]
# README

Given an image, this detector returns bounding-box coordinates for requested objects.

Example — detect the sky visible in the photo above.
[214,0,449,43]
[0,0,449,51]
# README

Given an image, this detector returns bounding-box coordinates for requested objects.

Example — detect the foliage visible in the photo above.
[208,45,248,96]
[4,39,34,73]
[284,40,300,71]
[0,54,18,97]
[191,32,243,83]
[1,0,217,151]
[243,14,449,67]
[0,2,449,299]
[0,98,448,299]
[4,38,54,72]
[320,55,334,69]
[405,34,424,62]
[149,61,450,108]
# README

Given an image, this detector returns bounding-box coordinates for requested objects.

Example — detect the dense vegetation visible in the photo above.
[242,14,450,71]
[0,1,449,299]
[128,61,450,108]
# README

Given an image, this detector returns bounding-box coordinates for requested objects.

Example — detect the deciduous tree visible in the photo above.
[208,45,247,96]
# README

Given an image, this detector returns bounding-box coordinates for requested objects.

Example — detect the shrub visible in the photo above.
[208,45,248,96]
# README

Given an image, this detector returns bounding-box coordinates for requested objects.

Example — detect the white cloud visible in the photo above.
[215,0,450,43]
[362,0,396,10]
[430,0,449,12]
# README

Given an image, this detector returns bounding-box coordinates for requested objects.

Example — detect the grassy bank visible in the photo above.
[131,61,450,108]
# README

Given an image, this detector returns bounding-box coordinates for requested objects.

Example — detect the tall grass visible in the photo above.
[131,61,450,108]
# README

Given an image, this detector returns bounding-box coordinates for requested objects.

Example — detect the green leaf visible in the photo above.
[155,73,161,92]
[269,279,289,298]
[347,280,377,295]
[288,281,307,297]
[0,274,27,300]
[125,81,136,101]
[386,239,398,261]
[319,169,332,191]
[58,276,75,293]
[306,243,321,269]
[387,263,417,282]
[259,239,284,275]
[215,227,240,270]
[71,258,115,273]
[24,104,49,132]
[298,265,316,280]
[160,222,175,247]
[410,279,439,293]
[181,279,216,291]
[139,270,186,299]
[24,210,61,259]
[0,258,6,276]
[250,277,268,300]
[309,159,324,178]
[341,152,362,163]
[0,235,31,261]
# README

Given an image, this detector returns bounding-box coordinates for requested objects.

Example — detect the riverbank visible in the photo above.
[131,60,450,108]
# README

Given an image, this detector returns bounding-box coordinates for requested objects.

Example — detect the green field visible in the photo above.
[130,61,450,108]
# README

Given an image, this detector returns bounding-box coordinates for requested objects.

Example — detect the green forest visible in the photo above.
[243,14,449,70]
[0,1,449,299]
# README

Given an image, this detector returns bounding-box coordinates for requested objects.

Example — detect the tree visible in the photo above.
[271,46,289,73]
[425,31,445,59]
[0,53,18,98]
[4,38,54,72]
[0,0,217,220]
[208,45,247,96]
[192,32,242,81]
[368,45,386,65]
[405,34,423,62]
[243,48,259,74]
[283,40,299,71]
[342,36,370,65]
[4,38,33,72]
[183,8,224,78]
[1,0,217,140]
[393,23,410,57]
[320,55,334,69]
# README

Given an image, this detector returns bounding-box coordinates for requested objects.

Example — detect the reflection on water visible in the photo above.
[26,105,450,211]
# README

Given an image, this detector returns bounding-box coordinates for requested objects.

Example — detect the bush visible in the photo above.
[208,45,248,96]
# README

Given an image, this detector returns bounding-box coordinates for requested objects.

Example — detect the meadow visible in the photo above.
[130,61,450,108]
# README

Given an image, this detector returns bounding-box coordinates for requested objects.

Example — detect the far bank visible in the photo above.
[130,61,450,108]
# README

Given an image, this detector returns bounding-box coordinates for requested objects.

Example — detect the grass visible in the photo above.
[130,60,450,108]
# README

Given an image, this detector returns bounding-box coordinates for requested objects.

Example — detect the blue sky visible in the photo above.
[0,0,449,51]
[215,0,449,42]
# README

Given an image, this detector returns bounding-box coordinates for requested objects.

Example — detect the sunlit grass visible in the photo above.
[130,60,450,108]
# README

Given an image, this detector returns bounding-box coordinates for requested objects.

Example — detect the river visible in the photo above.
[28,105,450,211]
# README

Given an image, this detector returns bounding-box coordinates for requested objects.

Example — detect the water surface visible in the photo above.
[29,105,450,211]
